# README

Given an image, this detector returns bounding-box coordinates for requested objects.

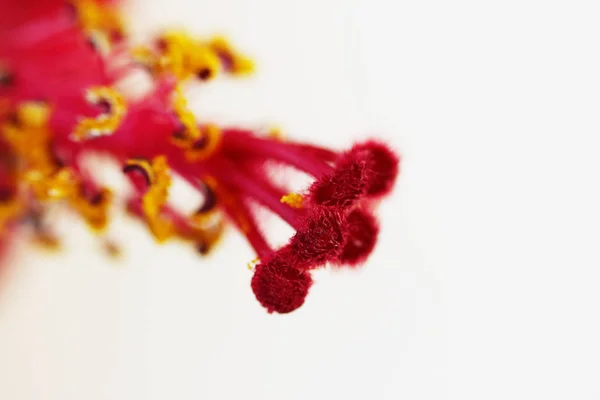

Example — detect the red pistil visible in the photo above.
[0,0,400,314]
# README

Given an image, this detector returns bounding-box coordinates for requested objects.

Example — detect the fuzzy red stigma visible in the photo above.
[338,209,379,266]
[347,141,400,197]
[251,253,313,314]
[289,207,346,269]
[308,158,367,207]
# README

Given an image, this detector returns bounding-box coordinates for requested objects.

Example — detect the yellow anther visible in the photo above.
[137,31,252,82]
[27,168,77,201]
[72,86,127,141]
[247,257,260,270]
[267,126,284,140]
[2,102,53,170]
[2,102,62,196]
[72,0,125,40]
[208,36,255,76]
[70,187,113,231]
[172,84,201,140]
[138,156,174,242]
[170,86,221,160]
[158,31,221,81]
[185,124,221,161]
[17,102,51,128]
[281,193,304,208]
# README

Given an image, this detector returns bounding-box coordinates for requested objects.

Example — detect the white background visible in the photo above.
[1,0,599,399]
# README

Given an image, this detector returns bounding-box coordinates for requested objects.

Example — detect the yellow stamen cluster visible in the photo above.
[72,86,127,141]
[132,31,254,82]
[280,193,304,209]
[170,85,222,160]
[3,102,55,173]
[1,102,113,234]
[71,0,125,52]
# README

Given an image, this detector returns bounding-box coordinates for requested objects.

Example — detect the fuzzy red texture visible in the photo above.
[307,158,367,207]
[288,207,346,269]
[251,251,313,314]
[347,140,400,198]
[337,208,379,266]
[0,0,400,313]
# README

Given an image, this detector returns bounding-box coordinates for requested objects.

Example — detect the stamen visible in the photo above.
[208,36,254,76]
[247,257,259,270]
[185,124,221,161]
[72,86,127,141]
[171,84,200,140]
[71,0,125,41]
[280,192,304,208]
[16,101,51,129]
[70,186,112,231]
[27,167,77,201]
[129,156,173,242]
[170,86,221,160]
[135,32,251,81]
[155,31,220,81]
[123,158,154,187]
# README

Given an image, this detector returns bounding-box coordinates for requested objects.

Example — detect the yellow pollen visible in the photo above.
[267,126,284,140]
[27,168,78,201]
[1,101,115,233]
[72,0,125,40]
[247,257,260,270]
[280,193,304,208]
[70,187,113,231]
[170,86,221,160]
[72,86,127,141]
[172,84,201,140]
[208,36,255,76]
[132,31,253,82]
[136,156,174,242]
[17,102,51,128]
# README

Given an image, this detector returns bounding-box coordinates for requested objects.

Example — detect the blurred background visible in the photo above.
[2,0,600,399]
